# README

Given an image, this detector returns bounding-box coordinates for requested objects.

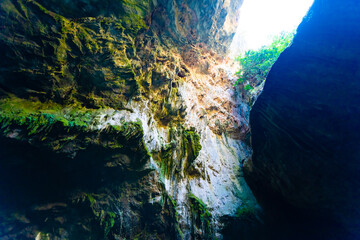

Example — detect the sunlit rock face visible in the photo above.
[0,0,259,239]
[246,0,360,239]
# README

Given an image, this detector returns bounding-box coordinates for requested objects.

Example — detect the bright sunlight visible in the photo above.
[230,0,314,55]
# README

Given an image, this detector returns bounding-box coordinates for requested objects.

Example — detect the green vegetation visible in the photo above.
[183,130,202,175]
[0,0,148,110]
[85,194,116,238]
[0,96,150,160]
[152,127,202,179]
[0,97,93,137]
[100,210,116,238]
[158,142,176,179]
[188,193,213,238]
[150,141,175,179]
[86,194,97,208]
[166,195,183,238]
[234,31,294,90]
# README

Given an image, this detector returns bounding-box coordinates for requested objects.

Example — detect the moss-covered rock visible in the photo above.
[188,192,213,239]
[0,97,149,161]
[0,107,179,240]
[0,0,149,109]
[0,94,182,239]
[182,130,202,177]
[152,125,202,180]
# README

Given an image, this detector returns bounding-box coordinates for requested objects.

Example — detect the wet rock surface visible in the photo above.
[245,0,360,239]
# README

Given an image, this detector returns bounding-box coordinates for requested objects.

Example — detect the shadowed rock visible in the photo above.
[246,0,360,239]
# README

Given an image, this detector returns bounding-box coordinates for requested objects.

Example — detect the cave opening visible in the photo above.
[231,0,314,54]
[229,0,314,106]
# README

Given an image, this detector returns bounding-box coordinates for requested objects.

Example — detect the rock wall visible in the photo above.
[0,0,259,239]
[245,0,360,239]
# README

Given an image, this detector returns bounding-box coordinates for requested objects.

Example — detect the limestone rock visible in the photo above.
[0,0,258,239]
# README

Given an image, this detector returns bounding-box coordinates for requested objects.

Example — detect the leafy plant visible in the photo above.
[244,84,254,91]
[234,31,295,90]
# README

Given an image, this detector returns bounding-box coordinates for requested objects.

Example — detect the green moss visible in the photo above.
[119,0,150,35]
[100,210,116,238]
[166,194,184,239]
[168,195,177,211]
[84,194,116,238]
[152,126,202,179]
[183,130,202,175]
[188,193,211,219]
[0,97,93,138]
[188,192,213,238]
[153,142,176,179]
[87,194,97,208]
[0,0,149,111]
[0,97,150,162]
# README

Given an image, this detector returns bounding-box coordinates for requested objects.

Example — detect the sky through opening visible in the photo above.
[230,0,314,56]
